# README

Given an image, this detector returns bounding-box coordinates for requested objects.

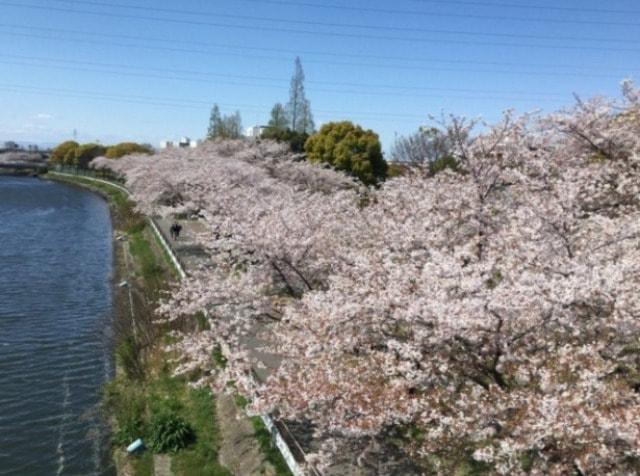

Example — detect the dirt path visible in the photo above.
[153,455,173,476]
[216,394,276,476]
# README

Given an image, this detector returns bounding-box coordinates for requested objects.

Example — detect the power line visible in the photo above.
[2,23,631,75]
[1,29,634,82]
[407,0,640,16]
[42,0,640,43]
[1,57,576,105]
[2,1,640,53]
[232,0,640,26]
[0,83,453,121]
[0,53,586,99]
[0,82,568,125]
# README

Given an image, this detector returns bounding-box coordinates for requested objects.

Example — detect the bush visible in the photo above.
[429,155,459,175]
[304,121,387,185]
[148,411,194,453]
[106,142,153,159]
[50,140,79,164]
[260,127,309,153]
[387,162,410,178]
[74,143,107,168]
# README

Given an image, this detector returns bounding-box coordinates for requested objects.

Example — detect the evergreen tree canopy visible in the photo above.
[304,121,387,185]
[285,57,314,134]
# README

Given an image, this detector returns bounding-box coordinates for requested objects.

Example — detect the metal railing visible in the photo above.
[51,164,124,183]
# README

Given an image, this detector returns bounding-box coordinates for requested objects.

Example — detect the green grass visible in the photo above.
[172,388,232,476]
[106,371,232,476]
[130,452,154,476]
[129,228,169,295]
[47,172,128,206]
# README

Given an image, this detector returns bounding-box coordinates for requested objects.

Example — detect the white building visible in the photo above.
[245,126,268,139]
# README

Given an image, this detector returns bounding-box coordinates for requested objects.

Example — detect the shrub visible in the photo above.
[106,142,153,159]
[50,140,79,164]
[304,121,387,185]
[148,411,194,453]
[260,127,309,153]
[429,155,459,175]
[74,143,107,168]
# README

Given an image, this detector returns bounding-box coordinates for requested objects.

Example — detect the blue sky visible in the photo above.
[0,0,638,151]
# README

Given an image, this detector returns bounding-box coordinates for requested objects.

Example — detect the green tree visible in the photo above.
[207,104,242,139]
[50,140,79,164]
[304,121,387,185]
[286,57,314,134]
[261,128,309,153]
[268,103,289,131]
[74,143,107,167]
[106,142,153,159]
[207,104,224,140]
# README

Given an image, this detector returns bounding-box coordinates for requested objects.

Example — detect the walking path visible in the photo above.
[51,173,407,475]
[153,455,173,476]
[156,219,364,476]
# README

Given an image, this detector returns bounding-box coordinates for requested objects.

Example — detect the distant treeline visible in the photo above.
[49,141,153,167]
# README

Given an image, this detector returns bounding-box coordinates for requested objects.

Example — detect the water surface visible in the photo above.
[0,176,115,475]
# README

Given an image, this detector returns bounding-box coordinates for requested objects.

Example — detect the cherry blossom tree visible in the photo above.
[92,82,640,474]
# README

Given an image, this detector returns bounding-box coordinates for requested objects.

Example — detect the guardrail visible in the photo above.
[48,171,311,476]
[51,164,123,182]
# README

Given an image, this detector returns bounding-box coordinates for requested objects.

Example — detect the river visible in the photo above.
[0,176,115,475]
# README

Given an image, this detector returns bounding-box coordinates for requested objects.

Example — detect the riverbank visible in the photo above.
[44,172,285,476]
[0,151,49,176]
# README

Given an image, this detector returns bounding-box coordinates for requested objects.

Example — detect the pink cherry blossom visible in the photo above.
[92,82,640,473]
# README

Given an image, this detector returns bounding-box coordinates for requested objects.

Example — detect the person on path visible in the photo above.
[170,222,183,240]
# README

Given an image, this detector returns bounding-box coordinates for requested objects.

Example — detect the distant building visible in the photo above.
[245,126,268,139]
[3,141,19,150]
[160,138,202,149]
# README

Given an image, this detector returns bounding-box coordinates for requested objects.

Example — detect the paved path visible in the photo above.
[157,217,422,475]
[155,218,283,381]
[153,455,173,476]
[155,218,211,272]
[217,394,276,476]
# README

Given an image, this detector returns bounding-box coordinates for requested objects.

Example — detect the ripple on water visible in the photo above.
[0,177,115,476]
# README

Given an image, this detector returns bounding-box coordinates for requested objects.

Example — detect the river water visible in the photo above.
[0,176,115,475]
